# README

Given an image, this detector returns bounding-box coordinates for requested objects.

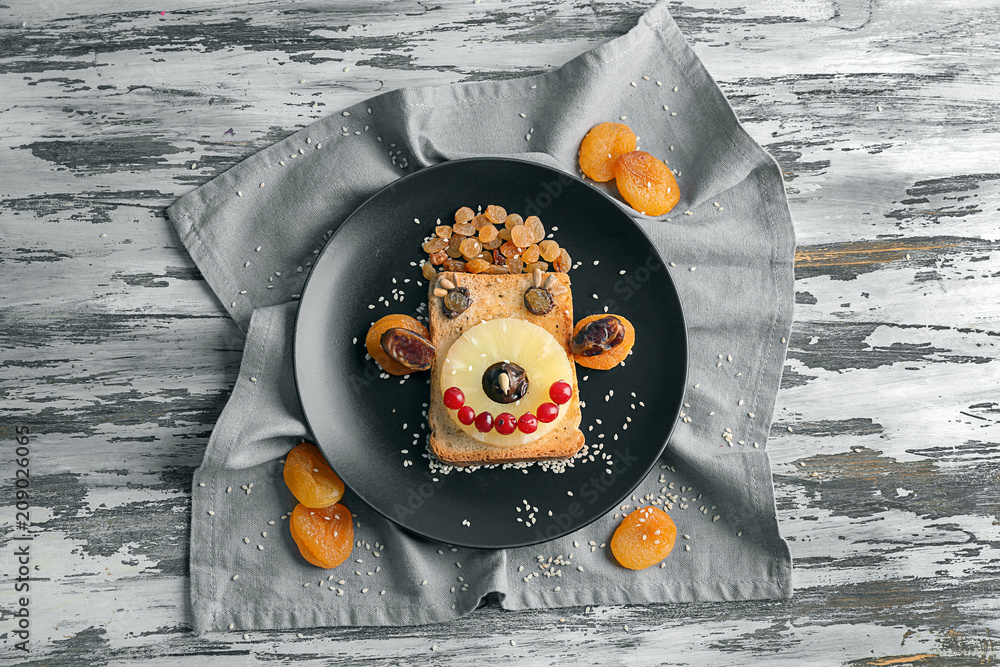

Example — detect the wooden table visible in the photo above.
[3,0,998,664]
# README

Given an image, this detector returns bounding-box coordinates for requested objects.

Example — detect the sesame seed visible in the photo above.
[232,574,238,580]
[207,510,215,516]
[685,544,690,551]
[228,623,235,630]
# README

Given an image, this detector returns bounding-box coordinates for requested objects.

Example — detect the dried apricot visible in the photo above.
[478,224,499,244]
[611,506,676,570]
[290,502,354,569]
[504,213,523,229]
[553,247,572,272]
[435,225,453,239]
[522,244,540,264]
[571,314,635,370]
[283,442,345,508]
[614,151,679,216]
[459,237,482,260]
[538,240,561,263]
[421,262,436,280]
[485,205,507,225]
[525,216,545,244]
[455,206,475,223]
[365,314,430,376]
[579,122,637,182]
[510,224,534,248]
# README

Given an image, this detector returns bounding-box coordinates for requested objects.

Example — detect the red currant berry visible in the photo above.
[495,413,517,435]
[474,411,494,433]
[549,380,573,405]
[517,413,538,433]
[536,402,559,423]
[443,386,465,410]
[457,406,476,425]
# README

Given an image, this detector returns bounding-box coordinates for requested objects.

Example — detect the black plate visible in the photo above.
[294,158,687,549]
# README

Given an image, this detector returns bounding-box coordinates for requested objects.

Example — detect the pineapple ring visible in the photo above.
[441,318,573,448]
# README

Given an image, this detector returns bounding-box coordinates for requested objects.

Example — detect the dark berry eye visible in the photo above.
[523,287,554,315]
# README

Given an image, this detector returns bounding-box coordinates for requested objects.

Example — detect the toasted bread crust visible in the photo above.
[428,272,584,466]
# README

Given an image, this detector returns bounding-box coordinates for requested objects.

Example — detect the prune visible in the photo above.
[570,315,625,356]
[481,361,529,404]
[524,286,555,315]
[380,327,435,371]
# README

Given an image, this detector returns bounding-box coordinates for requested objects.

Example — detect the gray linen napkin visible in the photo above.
[168,0,794,634]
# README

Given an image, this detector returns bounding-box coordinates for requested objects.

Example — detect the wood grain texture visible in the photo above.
[2,0,999,664]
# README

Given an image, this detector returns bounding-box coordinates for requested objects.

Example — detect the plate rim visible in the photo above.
[293,156,689,549]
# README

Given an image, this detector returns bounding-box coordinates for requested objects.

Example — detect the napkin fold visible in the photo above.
[168,0,794,634]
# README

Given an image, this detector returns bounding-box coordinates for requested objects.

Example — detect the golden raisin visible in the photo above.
[454,206,475,223]
[510,224,534,248]
[610,506,676,570]
[499,227,513,242]
[429,250,446,265]
[499,241,521,259]
[579,122,637,182]
[453,222,476,236]
[482,236,503,250]
[290,502,353,569]
[446,236,464,258]
[486,264,509,274]
[423,237,448,253]
[525,216,545,244]
[471,214,491,230]
[421,262,437,280]
[443,258,466,272]
[553,248,572,272]
[539,240,561,262]
[614,151,680,216]
[485,205,507,225]
[505,256,524,274]
[435,225,453,239]
[466,258,490,274]
[525,261,548,274]
[478,224,499,244]
[522,244,540,264]
[504,213,523,229]
[283,443,345,509]
[459,237,482,259]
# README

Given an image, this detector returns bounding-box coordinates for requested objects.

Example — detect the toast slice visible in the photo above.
[428,271,584,466]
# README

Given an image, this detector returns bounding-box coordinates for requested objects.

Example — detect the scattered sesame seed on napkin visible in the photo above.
[168,0,794,634]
